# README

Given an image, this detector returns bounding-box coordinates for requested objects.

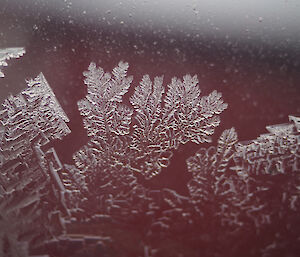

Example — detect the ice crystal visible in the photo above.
[186,128,241,223]
[0,47,25,78]
[233,115,300,176]
[68,62,228,244]
[0,73,70,162]
[0,73,71,256]
[75,62,228,180]
[130,74,227,178]
[164,76,227,145]
[230,116,300,230]
[129,75,170,178]
[76,62,133,171]
[185,117,300,232]
[83,61,132,103]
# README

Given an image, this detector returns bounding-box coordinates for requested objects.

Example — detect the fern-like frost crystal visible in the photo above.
[186,128,238,203]
[75,62,228,180]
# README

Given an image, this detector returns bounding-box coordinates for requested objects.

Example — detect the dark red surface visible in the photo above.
[1,1,300,256]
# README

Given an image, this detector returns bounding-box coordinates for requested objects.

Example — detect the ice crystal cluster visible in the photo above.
[231,116,300,231]
[186,128,241,223]
[234,115,300,176]
[0,59,299,257]
[0,47,25,78]
[74,61,227,182]
[0,73,70,256]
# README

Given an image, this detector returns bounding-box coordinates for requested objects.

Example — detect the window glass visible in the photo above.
[0,1,300,256]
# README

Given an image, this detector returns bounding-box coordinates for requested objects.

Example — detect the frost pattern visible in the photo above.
[186,128,244,227]
[1,59,299,257]
[74,62,227,180]
[129,75,227,178]
[164,77,227,145]
[233,115,300,176]
[187,128,238,202]
[73,62,135,204]
[230,115,300,230]
[0,73,70,162]
[182,116,300,256]
[0,73,70,256]
[0,47,25,78]
[131,74,227,178]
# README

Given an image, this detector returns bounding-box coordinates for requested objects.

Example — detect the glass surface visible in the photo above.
[0,1,300,257]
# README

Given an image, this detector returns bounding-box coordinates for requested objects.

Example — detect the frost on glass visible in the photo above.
[0,47,25,78]
[130,74,227,178]
[230,115,300,232]
[0,60,299,257]
[186,128,239,219]
[184,118,299,256]
[233,115,300,176]
[73,62,228,183]
[0,73,70,256]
